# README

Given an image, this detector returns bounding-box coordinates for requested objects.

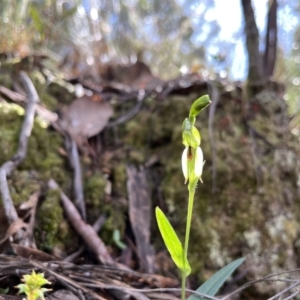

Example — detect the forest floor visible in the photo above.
[0,52,300,300]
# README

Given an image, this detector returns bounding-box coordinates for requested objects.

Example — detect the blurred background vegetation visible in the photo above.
[1,0,299,114]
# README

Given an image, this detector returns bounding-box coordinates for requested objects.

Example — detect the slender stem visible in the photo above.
[181,271,187,300]
[184,191,195,257]
[181,190,195,300]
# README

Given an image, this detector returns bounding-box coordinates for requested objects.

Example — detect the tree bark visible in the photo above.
[263,0,278,78]
[241,0,263,85]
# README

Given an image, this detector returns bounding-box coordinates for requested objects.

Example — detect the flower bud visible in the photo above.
[189,95,211,118]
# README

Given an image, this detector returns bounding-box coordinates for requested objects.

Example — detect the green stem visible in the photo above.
[181,190,195,300]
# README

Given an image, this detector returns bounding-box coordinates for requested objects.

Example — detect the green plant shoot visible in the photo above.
[15,270,51,300]
[155,95,211,300]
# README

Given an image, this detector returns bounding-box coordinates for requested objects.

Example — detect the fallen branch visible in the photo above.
[47,179,114,265]
[0,72,39,233]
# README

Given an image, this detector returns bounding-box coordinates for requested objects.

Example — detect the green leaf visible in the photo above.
[187,257,245,300]
[155,207,191,275]
[189,95,211,118]
[113,229,127,250]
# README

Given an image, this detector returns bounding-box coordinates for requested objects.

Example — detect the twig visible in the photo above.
[0,72,39,232]
[63,245,85,263]
[47,179,114,265]
[77,289,86,300]
[93,214,107,233]
[221,268,300,300]
[63,134,86,220]
[0,85,26,102]
[282,290,300,300]
[63,214,107,263]
[0,219,28,245]
[207,81,220,193]
[107,93,145,127]
[267,281,300,300]
[70,137,86,220]
[19,190,40,244]
[0,84,58,123]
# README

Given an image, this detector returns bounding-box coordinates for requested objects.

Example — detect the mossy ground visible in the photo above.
[1,68,300,298]
[111,87,300,295]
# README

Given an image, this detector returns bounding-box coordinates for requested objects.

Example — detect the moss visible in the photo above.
[40,93,58,111]
[28,71,68,110]
[0,102,68,186]
[21,116,69,187]
[0,101,73,253]
[112,163,127,198]
[118,88,300,291]
[9,170,40,206]
[84,172,126,243]
[0,72,13,88]
[47,79,75,104]
[29,70,46,87]
[85,173,106,208]
[0,103,23,165]
[35,189,77,254]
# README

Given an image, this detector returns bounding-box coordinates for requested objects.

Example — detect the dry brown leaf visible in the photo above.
[64,95,113,138]
[60,95,113,154]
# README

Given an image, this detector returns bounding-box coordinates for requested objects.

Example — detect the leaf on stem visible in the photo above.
[155,207,191,275]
